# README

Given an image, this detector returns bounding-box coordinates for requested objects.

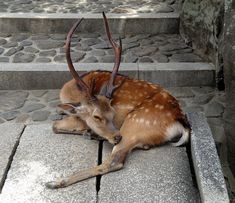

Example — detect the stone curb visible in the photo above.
[187,112,229,203]
[0,13,179,34]
[0,62,215,89]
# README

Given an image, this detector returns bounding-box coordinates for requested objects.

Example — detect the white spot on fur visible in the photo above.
[145,109,149,113]
[145,120,150,126]
[153,120,157,125]
[139,118,145,123]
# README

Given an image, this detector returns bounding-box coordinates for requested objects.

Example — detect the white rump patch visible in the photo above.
[165,122,189,146]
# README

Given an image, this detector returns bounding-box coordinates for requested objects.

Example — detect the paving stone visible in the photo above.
[205,101,225,117]
[0,124,97,203]
[54,54,66,62]
[39,50,56,57]
[0,47,4,55]
[83,56,98,63]
[99,143,200,202]
[13,52,35,63]
[4,48,18,56]
[0,91,28,111]
[0,117,5,123]
[93,42,111,49]
[35,40,64,50]
[152,53,169,62]
[31,110,50,121]
[187,112,229,203]
[159,43,189,52]
[83,38,102,46]
[24,47,39,53]
[20,40,33,46]
[31,35,49,41]
[15,114,31,123]
[71,52,86,62]
[90,50,105,56]
[170,53,202,62]
[0,123,25,189]
[0,39,7,46]
[100,55,115,63]
[135,46,157,57]
[10,34,29,42]
[157,4,174,13]
[124,52,138,63]
[22,103,45,113]
[44,90,60,102]
[3,42,18,48]
[191,87,215,94]
[192,93,214,105]
[184,105,204,113]
[122,42,140,51]
[0,111,19,121]
[35,57,51,63]
[50,34,66,40]
[139,56,154,63]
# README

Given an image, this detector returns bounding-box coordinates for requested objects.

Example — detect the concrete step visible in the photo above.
[0,0,180,34]
[0,63,215,89]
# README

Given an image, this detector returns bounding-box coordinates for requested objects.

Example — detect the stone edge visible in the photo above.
[187,112,229,203]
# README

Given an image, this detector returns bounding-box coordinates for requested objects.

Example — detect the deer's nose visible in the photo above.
[114,134,122,145]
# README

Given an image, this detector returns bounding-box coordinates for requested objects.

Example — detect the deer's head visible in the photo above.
[58,13,123,144]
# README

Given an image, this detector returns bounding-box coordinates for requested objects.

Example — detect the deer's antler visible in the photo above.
[65,18,96,101]
[101,12,123,99]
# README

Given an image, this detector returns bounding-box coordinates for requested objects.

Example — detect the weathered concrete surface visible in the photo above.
[0,124,98,203]
[0,123,25,190]
[0,63,214,89]
[0,13,179,34]
[187,112,229,203]
[99,143,200,203]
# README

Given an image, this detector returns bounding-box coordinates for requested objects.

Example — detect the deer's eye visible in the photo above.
[93,115,102,121]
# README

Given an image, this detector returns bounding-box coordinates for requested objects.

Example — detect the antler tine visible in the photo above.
[102,12,123,99]
[65,18,96,100]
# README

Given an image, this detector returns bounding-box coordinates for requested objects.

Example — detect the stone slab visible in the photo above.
[138,63,215,87]
[0,123,25,190]
[0,63,214,89]
[99,143,200,203]
[0,124,98,203]
[0,13,179,34]
[187,112,229,203]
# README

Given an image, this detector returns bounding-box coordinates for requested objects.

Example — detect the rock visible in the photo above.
[135,47,157,57]
[139,56,154,63]
[191,87,215,94]
[39,50,56,57]
[22,103,45,113]
[0,91,28,111]
[3,42,18,48]
[31,35,49,40]
[71,52,86,62]
[13,53,35,63]
[50,34,66,40]
[15,114,30,123]
[10,34,29,42]
[0,57,9,62]
[44,90,60,102]
[20,40,33,46]
[170,53,202,62]
[93,42,111,49]
[157,4,174,13]
[24,47,39,53]
[0,39,7,46]
[205,101,224,117]
[35,58,51,63]
[184,105,204,113]
[75,43,92,51]
[82,38,101,46]
[90,50,105,56]
[79,33,100,38]
[0,117,5,123]
[35,40,64,50]
[192,93,214,105]
[0,48,4,54]
[4,48,18,56]
[159,43,189,52]
[54,54,66,62]
[100,55,115,63]
[166,87,195,98]
[124,52,138,63]
[152,53,169,62]
[0,111,19,121]
[83,56,98,63]
[49,100,60,108]
[31,110,50,121]
[122,42,140,51]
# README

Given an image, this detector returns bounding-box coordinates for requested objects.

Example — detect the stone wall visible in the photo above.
[223,0,235,176]
[180,0,224,74]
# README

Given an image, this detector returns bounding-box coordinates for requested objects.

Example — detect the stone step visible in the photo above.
[0,33,201,63]
[0,62,215,89]
[0,13,179,35]
[0,0,180,34]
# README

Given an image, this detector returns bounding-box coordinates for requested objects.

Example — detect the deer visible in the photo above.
[46,12,190,189]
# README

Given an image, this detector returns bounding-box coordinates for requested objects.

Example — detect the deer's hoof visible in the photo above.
[113,134,122,145]
[45,181,59,189]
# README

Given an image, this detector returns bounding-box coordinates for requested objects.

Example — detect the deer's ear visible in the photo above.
[57,103,80,114]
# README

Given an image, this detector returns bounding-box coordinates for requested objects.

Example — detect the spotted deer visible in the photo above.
[46,13,190,189]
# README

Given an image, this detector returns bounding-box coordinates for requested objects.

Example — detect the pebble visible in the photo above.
[13,53,35,63]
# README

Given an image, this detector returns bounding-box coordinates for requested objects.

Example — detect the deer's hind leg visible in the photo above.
[46,136,138,189]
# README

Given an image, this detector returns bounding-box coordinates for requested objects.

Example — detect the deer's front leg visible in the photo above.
[53,116,90,135]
